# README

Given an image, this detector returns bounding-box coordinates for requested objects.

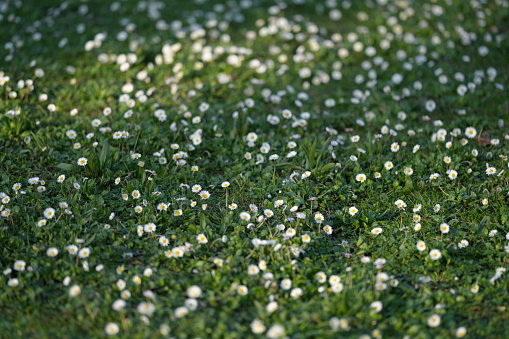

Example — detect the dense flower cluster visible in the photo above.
[0,0,507,337]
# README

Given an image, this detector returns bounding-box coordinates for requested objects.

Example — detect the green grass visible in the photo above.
[1,0,509,337]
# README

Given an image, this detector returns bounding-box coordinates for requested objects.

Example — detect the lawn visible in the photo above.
[1,0,509,337]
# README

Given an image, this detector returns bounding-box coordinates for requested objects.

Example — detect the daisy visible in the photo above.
[427,314,441,327]
[159,236,169,247]
[429,249,442,260]
[112,299,126,312]
[290,246,303,257]
[77,157,88,166]
[425,100,436,112]
[174,306,188,318]
[8,278,19,287]
[287,141,297,148]
[247,265,260,275]
[486,167,496,175]
[416,241,426,251]
[455,327,467,338]
[465,127,477,139]
[46,247,59,257]
[79,247,90,258]
[285,228,296,238]
[458,240,469,248]
[157,203,168,211]
[130,275,141,285]
[394,199,406,210]
[457,84,467,96]
[331,283,344,293]
[144,223,156,233]
[66,130,77,139]
[196,233,208,244]
[291,288,303,298]
[314,212,325,223]
[356,173,367,182]
[44,207,56,219]
[187,285,202,298]
[69,286,81,298]
[280,278,292,290]
[371,227,383,235]
[327,275,340,286]
[274,200,284,208]
[1,209,11,218]
[240,212,251,221]
[28,177,40,185]
[440,223,450,233]
[266,325,284,339]
[137,302,155,316]
[1,195,10,204]
[316,272,327,283]
[447,170,458,180]
[67,245,78,255]
[384,161,394,170]
[471,284,480,293]
[236,285,248,296]
[251,319,266,334]
[13,260,26,271]
[419,276,432,283]
[390,142,400,152]
[199,102,209,112]
[370,301,383,313]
